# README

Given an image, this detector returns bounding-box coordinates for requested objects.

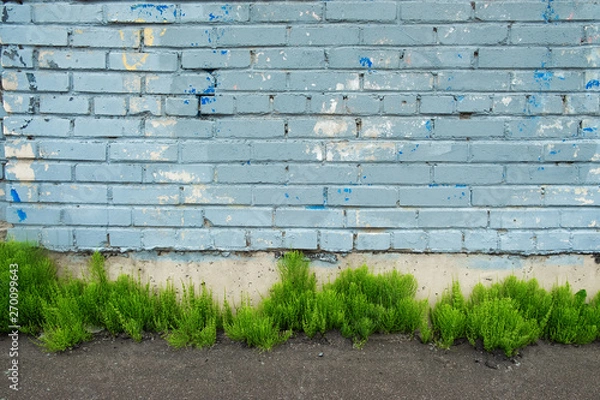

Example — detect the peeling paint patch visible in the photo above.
[313,120,349,137]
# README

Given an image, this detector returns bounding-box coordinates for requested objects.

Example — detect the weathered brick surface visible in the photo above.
[1,0,598,253]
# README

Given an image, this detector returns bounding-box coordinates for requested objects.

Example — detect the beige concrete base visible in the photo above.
[49,251,600,306]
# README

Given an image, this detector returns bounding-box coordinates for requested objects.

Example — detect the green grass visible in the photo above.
[2,242,600,355]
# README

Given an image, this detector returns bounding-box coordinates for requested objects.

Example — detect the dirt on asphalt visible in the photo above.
[2,331,600,400]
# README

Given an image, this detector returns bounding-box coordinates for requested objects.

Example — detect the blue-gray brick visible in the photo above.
[439,71,510,92]
[438,24,508,45]
[249,229,283,250]
[74,73,141,94]
[276,208,343,228]
[419,209,487,228]
[145,119,213,138]
[420,96,455,114]
[144,26,211,48]
[6,205,60,225]
[3,71,69,92]
[179,3,249,23]
[580,165,600,184]
[4,117,71,137]
[436,119,505,138]
[347,209,416,228]
[6,227,40,244]
[363,25,435,46]
[38,140,105,161]
[472,187,543,207]
[288,118,355,138]
[456,95,492,113]
[565,94,599,114]
[216,119,284,138]
[94,96,127,116]
[105,4,177,23]
[64,207,131,226]
[5,160,72,181]
[112,185,180,205]
[217,71,286,91]
[107,229,142,249]
[364,72,433,91]
[146,73,213,95]
[142,229,179,249]
[391,230,427,251]
[320,230,353,252]
[181,142,250,162]
[39,183,107,204]
[328,186,397,207]
[434,165,504,185]
[400,48,472,69]
[326,1,396,22]
[109,52,178,72]
[288,164,357,184]
[511,71,583,92]
[329,48,400,70]
[76,163,142,183]
[428,230,463,252]
[383,95,417,115]
[182,49,251,69]
[129,96,161,116]
[355,233,390,251]
[38,49,105,70]
[251,141,324,162]
[40,95,89,115]
[165,97,199,116]
[74,118,140,138]
[41,228,73,251]
[499,231,535,253]
[212,229,247,250]
[0,25,67,46]
[144,164,212,184]
[401,2,470,22]
[254,48,326,69]
[490,209,561,229]
[492,95,527,114]
[475,2,549,22]
[289,25,360,46]
[345,95,380,115]
[289,71,360,92]
[572,232,600,252]
[273,94,307,114]
[360,164,430,185]
[1,46,33,68]
[326,142,396,162]
[536,230,571,252]
[544,186,600,206]
[464,230,498,252]
[545,142,599,162]
[216,165,286,184]
[6,183,38,203]
[204,207,272,227]
[253,186,323,206]
[506,165,578,184]
[2,4,30,23]
[399,187,469,207]
[200,95,235,115]
[177,229,213,250]
[251,3,323,23]
[110,142,177,162]
[561,208,599,228]
[283,229,318,250]
[312,94,350,114]
[72,27,140,48]
[75,229,108,249]
[511,24,584,45]
[33,3,102,23]
[470,142,543,162]
[397,141,468,162]
[236,95,270,114]
[181,185,252,205]
[361,118,432,139]
[216,26,287,46]
[132,208,204,227]
[526,95,564,115]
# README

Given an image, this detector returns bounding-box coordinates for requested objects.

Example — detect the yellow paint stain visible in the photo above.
[121,53,149,71]
[144,27,155,46]
[160,28,167,37]
[119,30,125,41]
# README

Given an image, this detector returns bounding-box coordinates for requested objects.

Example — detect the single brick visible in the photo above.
[181,185,252,205]
[41,228,73,251]
[110,142,177,162]
[360,164,430,185]
[145,119,213,138]
[512,71,583,92]
[179,3,249,23]
[216,165,286,184]
[4,139,36,158]
[212,229,247,250]
[536,230,572,252]
[275,208,344,228]
[74,118,141,138]
[40,95,90,115]
[273,94,307,114]
[144,164,212,184]
[94,96,127,116]
[428,230,463,252]
[217,71,287,91]
[251,3,323,23]
[177,229,213,250]
[283,229,318,250]
[165,97,199,116]
[506,165,578,184]
[554,48,600,68]
[38,140,106,161]
[548,3,600,22]
[399,187,469,207]
[439,71,511,92]
[289,117,355,138]
[216,26,287,46]
[401,2,470,22]
[420,96,455,114]
[107,229,142,249]
[288,25,360,46]
[391,230,427,251]
[581,119,599,137]
[329,48,400,70]
[1,46,33,68]
[33,4,102,23]
[346,209,417,228]
[435,119,505,138]
[511,24,584,45]
[181,142,250,162]
[5,160,72,181]
[2,71,69,92]
[6,205,60,225]
[76,163,142,183]
[499,231,535,253]
[419,209,487,228]
[545,142,599,162]
[565,94,600,114]
[73,73,141,94]
[249,229,283,250]
[252,186,324,206]
[362,25,435,45]
[471,187,543,207]
[215,119,284,138]
[109,52,178,72]
[544,186,600,206]
[572,232,600,251]
[1,4,31,23]
[355,233,391,251]
[6,227,41,243]
[490,209,561,229]
[464,230,498,253]
[434,165,504,185]
[236,95,270,114]
[143,26,211,48]
[456,95,493,113]
[132,208,204,227]
[105,4,177,23]
[3,117,71,137]
[0,25,67,45]
[400,48,472,69]
[39,183,108,204]
[129,96,161,116]
[199,95,236,115]
[580,165,600,184]
[585,25,600,44]
[345,95,380,115]
[326,142,396,162]
[72,27,141,48]
[63,207,131,226]
[438,24,508,45]
[146,73,214,95]
[492,95,527,114]
[526,95,564,115]
[320,230,353,252]
[38,49,105,70]
[328,186,397,207]
[251,141,324,162]
[561,208,600,228]
[326,1,397,22]
[6,184,38,203]
[470,142,543,162]
[205,207,272,227]
[475,2,549,22]
[364,72,433,91]
[255,48,326,69]
[112,185,180,205]
[142,229,179,249]
[75,229,109,249]
[383,95,417,115]
[182,49,251,69]
[397,141,468,162]
[289,71,360,92]
[288,164,358,184]
[361,118,432,139]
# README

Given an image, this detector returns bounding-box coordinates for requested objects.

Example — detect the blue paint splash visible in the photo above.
[359,57,373,68]
[131,4,170,14]
[306,205,326,210]
[201,97,216,105]
[585,80,600,90]
[542,0,559,22]
[16,210,27,222]
[10,189,22,203]
[425,120,432,132]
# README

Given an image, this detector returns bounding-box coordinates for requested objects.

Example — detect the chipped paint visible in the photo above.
[313,119,348,136]
[155,170,196,183]
[6,160,35,181]
[5,141,35,158]
[363,119,393,138]
[2,72,18,91]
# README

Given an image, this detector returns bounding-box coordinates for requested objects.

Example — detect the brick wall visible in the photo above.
[1,1,599,253]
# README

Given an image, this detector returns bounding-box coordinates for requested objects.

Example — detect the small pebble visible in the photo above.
[318,352,324,357]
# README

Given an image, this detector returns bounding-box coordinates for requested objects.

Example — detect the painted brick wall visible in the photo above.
[1,0,599,253]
